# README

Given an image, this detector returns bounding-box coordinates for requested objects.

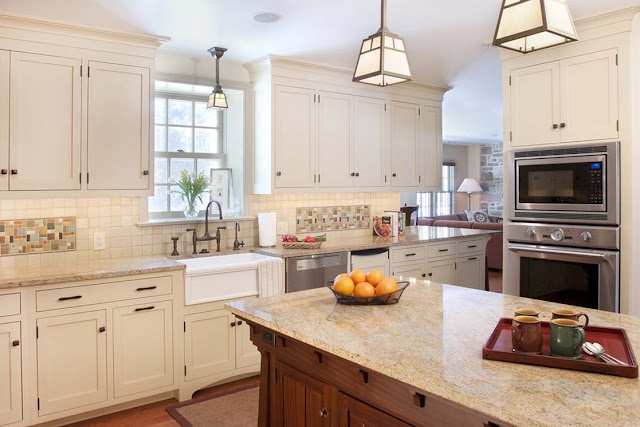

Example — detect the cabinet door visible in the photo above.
[317,92,353,188]
[37,311,107,416]
[390,102,420,187]
[276,361,329,427]
[560,49,618,142]
[510,62,560,147]
[420,106,442,189]
[87,62,150,190]
[184,310,235,381]
[0,322,21,426]
[392,262,425,281]
[426,258,457,284]
[0,51,8,191]
[354,97,386,187]
[113,301,173,398]
[457,255,484,290]
[235,319,260,369]
[339,393,410,427]
[275,85,316,188]
[9,52,82,190]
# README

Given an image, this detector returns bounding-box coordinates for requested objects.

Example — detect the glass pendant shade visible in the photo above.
[493,0,578,53]
[353,0,412,86]
[207,46,228,110]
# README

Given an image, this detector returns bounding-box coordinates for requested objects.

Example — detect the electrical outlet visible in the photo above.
[277,222,288,235]
[94,232,106,250]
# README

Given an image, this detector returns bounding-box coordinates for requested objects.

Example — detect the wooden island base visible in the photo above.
[245,319,510,427]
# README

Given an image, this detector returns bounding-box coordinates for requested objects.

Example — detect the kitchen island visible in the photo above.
[226,282,640,427]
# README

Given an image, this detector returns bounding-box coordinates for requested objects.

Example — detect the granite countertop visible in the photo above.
[227,283,640,427]
[253,226,498,258]
[0,256,185,289]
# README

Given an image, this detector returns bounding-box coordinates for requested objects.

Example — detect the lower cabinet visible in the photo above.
[236,320,261,368]
[392,262,426,281]
[0,322,21,426]
[456,255,484,290]
[113,300,173,398]
[36,310,108,416]
[426,258,457,284]
[276,361,330,427]
[339,393,411,427]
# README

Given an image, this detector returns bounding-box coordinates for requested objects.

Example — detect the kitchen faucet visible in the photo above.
[186,200,226,254]
[233,222,245,250]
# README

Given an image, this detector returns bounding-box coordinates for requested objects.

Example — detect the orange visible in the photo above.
[366,270,384,287]
[333,276,355,295]
[350,269,367,285]
[375,278,398,296]
[354,282,375,297]
[334,273,349,283]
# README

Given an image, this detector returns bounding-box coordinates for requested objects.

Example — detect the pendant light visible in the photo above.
[353,0,412,86]
[493,0,578,53]
[207,47,228,110]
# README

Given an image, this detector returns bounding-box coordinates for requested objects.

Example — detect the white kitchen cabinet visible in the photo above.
[9,52,82,191]
[113,300,173,398]
[184,310,236,381]
[390,101,421,188]
[456,255,484,291]
[317,91,353,188]
[426,258,457,285]
[0,322,21,426]
[0,50,8,192]
[87,62,150,191]
[421,106,442,189]
[235,319,260,369]
[510,62,560,147]
[391,262,426,281]
[353,97,387,187]
[559,49,618,142]
[36,310,108,416]
[274,85,317,189]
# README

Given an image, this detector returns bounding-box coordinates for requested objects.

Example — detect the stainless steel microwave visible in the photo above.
[508,142,619,225]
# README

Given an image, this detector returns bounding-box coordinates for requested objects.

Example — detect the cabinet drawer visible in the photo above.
[36,276,172,312]
[0,293,20,317]
[427,242,456,258]
[390,246,426,263]
[457,239,485,255]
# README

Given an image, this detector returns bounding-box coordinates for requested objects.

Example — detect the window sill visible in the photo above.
[137,216,256,227]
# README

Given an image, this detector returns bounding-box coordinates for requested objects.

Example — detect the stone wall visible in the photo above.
[480,142,504,217]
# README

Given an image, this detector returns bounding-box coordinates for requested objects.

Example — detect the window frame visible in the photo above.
[418,162,456,218]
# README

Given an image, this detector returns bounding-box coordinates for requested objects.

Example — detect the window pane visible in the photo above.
[194,129,221,153]
[149,186,168,213]
[155,98,167,124]
[155,125,167,151]
[168,99,193,125]
[155,157,168,183]
[197,159,223,177]
[168,127,193,152]
[169,185,187,212]
[195,102,219,127]
[169,158,195,182]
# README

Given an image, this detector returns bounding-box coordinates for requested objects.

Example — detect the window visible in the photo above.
[417,163,456,217]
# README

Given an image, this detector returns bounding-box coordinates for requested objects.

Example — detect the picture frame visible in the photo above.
[210,168,233,211]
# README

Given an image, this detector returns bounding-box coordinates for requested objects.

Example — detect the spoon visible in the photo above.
[591,342,630,367]
[582,342,616,364]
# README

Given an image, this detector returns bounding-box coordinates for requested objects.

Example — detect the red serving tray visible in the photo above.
[482,318,638,378]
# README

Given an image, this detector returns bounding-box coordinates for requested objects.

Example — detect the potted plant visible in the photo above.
[169,170,210,220]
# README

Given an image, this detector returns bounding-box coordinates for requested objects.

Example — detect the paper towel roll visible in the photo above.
[258,212,277,247]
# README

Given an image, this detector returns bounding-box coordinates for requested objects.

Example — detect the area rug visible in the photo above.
[167,382,259,427]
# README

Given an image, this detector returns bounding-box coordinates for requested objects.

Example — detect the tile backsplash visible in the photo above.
[0,217,75,255]
[296,205,371,233]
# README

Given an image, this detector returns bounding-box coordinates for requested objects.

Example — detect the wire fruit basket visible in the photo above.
[281,242,323,250]
[326,281,410,305]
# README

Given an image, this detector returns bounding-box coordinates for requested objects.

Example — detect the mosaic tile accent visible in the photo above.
[0,217,76,256]
[296,206,371,233]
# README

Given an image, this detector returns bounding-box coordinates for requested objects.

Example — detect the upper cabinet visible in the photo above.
[317,91,353,188]
[0,14,167,197]
[390,101,420,188]
[421,106,443,189]
[353,97,387,188]
[509,49,618,147]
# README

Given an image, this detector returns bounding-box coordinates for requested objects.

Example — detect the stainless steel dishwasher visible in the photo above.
[285,252,348,293]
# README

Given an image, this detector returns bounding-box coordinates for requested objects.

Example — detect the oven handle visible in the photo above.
[507,243,613,260]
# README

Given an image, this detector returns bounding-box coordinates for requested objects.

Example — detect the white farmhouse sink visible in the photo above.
[176,253,275,305]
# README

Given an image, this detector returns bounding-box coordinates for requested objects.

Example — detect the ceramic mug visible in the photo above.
[514,308,539,317]
[511,315,543,354]
[550,319,586,359]
[552,309,589,328]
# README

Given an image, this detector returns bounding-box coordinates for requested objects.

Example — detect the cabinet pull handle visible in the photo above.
[314,351,324,364]
[237,320,243,326]
[413,392,426,408]
[10,169,17,175]
[405,253,416,257]
[319,407,329,418]
[359,369,369,383]
[58,295,82,301]
[468,257,478,261]
[560,122,566,128]
[143,170,149,175]
[468,245,477,249]
[99,327,106,333]
[134,306,155,312]
[136,286,157,292]
[12,340,19,347]
[553,124,559,129]
[230,321,237,327]
[0,169,7,175]
[438,249,449,252]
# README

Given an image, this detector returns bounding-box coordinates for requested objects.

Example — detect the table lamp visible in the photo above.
[457,178,483,210]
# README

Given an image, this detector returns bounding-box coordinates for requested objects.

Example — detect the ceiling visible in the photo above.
[1,0,638,143]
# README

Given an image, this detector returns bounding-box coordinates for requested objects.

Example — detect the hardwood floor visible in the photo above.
[488,269,503,293]
[68,377,260,427]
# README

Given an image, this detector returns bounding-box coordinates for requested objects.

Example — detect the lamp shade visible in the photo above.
[207,89,228,110]
[457,178,483,193]
[493,0,578,53]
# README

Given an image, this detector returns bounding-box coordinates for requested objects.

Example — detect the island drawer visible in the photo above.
[390,246,426,263]
[36,276,173,312]
[0,293,21,317]
[427,242,456,258]
[457,239,485,255]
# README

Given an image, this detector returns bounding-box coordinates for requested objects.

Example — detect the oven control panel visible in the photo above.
[507,222,620,250]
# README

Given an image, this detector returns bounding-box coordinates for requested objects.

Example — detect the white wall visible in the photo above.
[156,51,250,85]
[443,144,481,212]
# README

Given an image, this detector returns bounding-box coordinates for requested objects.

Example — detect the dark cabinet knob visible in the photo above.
[392,173,397,177]
[560,122,566,128]
[351,172,355,177]
[428,273,433,277]
[0,169,7,175]
[355,172,360,177]
[143,170,149,175]
[12,340,19,347]
[422,273,426,278]
[319,407,329,418]
[230,321,237,327]
[99,327,106,333]
[276,171,282,176]
[552,124,559,129]
[10,169,17,175]
[237,320,243,326]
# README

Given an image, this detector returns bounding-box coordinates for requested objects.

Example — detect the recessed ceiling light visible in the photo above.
[251,12,282,24]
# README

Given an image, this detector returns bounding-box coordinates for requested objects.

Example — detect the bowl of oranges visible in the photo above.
[327,269,409,305]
